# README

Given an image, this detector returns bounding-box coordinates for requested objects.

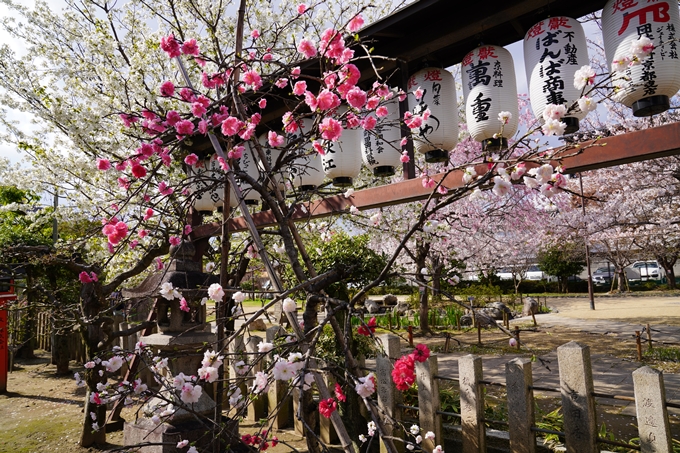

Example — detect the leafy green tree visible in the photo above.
[537,244,585,293]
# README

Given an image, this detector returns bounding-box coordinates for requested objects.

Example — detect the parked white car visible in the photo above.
[525,264,557,282]
[629,260,663,281]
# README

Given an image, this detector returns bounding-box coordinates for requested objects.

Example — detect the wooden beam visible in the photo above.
[193,122,680,238]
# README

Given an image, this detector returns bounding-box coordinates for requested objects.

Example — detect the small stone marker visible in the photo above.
[633,366,673,453]
[459,354,485,453]
[557,341,597,453]
[506,358,536,453]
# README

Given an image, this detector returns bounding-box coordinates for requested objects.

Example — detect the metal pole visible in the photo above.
[579,173,595,310]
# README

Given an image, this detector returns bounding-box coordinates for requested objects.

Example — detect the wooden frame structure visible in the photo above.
[191,0,680,239]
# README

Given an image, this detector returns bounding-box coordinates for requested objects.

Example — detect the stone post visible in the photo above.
[557,342,597,453]
[416,355,441,453]
[376,334,404,453]
[633,366,673,453]
[459,354,485,453]
[506,358,536,453]
[246,335,266,422]
[266,327,291,429]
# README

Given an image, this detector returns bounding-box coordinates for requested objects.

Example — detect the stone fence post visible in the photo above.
[459,354,485,453]
[415,354,441,453]
[376,334,404,453]
[633,366,673,453]
[557,342,597,453]
[506,358,535,453]
[245,335,266,422]
[266,326,291,430]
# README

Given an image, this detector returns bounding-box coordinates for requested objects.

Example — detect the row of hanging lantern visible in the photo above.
[191,1,680,212]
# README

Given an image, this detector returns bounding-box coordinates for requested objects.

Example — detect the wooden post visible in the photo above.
[633,366,673,453]
[459,355,485,453]
[444,334,450,353]
[646,323,653,351]
[636,331,643,361]
[506,358,536,453]
[514,326,520,350]
[416,355,442,453]
[557,342,598,453]
[407,326,413,347]
[377,334,404,453]
[477,322,482,345]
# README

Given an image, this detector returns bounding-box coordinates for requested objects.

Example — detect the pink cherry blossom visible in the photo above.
[366,96,380,110]
[316,89,340,110]
[361,116,377,130]
[119,113,138,127]
[117,177,130,189]
[79,271,93,284]
[312,141,325,156]
[130,163,147,179]
[198,120,208,134]
[376,106,388,118]
[268,131,285,147]
[275,78,288,88]
[297,3,308,14]
[143,208,154,220]
[346,87,367,109]
[165,110,181,126]
[184,225,192,235]
[291,67,301,78]
[297,39,317,59]
[179,87,196,102]
[179,298,190,312]
[347,14,364,33]
[414,87,424,100]
[97,159,111,171]
[251,29,260,39]
[293,81,307,96]
[319,117,342,141]
[217,156,229,171]
[169,236,181,246]
[228,145,244,159]
[304,91,318,110]
[160,34,181,58]
[243,70,262,89]
[158,181,174,196]
[175,120,195,136]
[191,102,207,117]
[184,154,198,166]
[159,80,175,97]
[181,39,200,56]
[400,151,410,163]
[258,98,267,109]
[155,258,163,270]
[221,116,243,136]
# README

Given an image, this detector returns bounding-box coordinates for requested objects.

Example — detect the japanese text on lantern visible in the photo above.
[618,2,670,35]
[471,92,492,122]
[466,61,491,90]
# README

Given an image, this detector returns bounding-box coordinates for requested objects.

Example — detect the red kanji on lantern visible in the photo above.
[462,52,473,67]
[423,69,443,81]
[611,0,639,13]
[526,21,545,38]
[548,17,572,30]
[407,76,418,90]
[478,46,498,60]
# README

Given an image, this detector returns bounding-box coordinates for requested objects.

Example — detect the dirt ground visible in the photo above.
[2,294,680,452]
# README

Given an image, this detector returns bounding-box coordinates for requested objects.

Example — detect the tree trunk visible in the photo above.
[415,241,431,334]
[53,330,71,375]
[656,255,677,290]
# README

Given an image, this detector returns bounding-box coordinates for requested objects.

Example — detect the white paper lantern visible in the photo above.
[287,118,325,191]
[257,133,287,193]
[235,142,261,205]
[323,106,363,187]
[461,45,519,151]
[602,0,680,116]
[524,16,590,133]
[361,98,403,177]
[408,67,458,163]
[189,160,215,214]
[208,154,238,211]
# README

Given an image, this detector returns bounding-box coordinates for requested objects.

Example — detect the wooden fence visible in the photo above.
[372,334,676,453]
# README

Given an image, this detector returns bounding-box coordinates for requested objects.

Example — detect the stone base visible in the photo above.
[124,418,215,453]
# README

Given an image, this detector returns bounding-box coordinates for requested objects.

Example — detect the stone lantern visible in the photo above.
[122,240,227,452]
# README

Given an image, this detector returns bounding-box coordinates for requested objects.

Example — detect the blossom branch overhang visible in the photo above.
[193,120,680,238]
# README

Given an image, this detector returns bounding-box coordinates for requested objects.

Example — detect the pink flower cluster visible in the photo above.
[391,344,430,391]
[241,430,277,451]
[78,271,98,284]
[102,218,128,246]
